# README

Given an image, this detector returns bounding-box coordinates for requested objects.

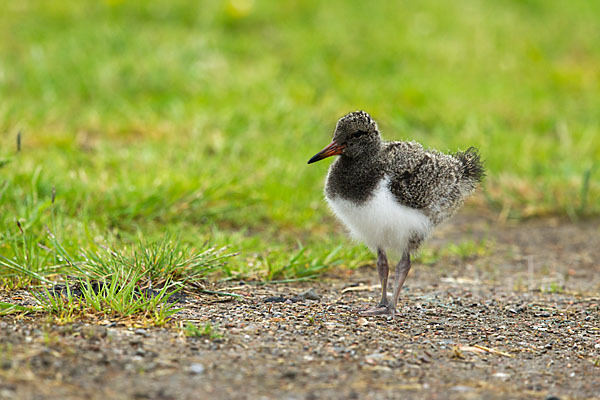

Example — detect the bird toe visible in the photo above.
[358,305,392,317]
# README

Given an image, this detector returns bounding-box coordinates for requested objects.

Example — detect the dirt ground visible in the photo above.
[1,213,599,400]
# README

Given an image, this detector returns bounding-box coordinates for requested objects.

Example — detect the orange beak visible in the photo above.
[307,141,345,164]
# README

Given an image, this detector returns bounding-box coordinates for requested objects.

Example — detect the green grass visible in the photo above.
[32,277,181,325]
[184,321,222,340]
[0,233,228,323]
[1,1,599,306]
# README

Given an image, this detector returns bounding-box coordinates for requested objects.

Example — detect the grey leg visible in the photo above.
[376,248,389,307]
[389,251,411,318]
[359,248,390,316]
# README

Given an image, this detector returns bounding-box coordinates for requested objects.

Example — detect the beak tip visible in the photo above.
[307,140,343,165]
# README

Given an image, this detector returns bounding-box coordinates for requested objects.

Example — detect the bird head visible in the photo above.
[308,111,381,164]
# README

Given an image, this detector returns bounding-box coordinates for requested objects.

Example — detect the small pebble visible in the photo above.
[451,385,474,392]
[134,329,148,337]
[298,288,320,301]
[189,363,205,375]
[493,372,510,380]
[265,296,286,303]
[365,353,385,363]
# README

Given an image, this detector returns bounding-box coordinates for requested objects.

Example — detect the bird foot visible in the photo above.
[358,305,396,317]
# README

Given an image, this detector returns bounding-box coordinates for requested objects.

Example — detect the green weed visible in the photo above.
[0,302,39,316]
[184,321,222,340]
[5,233,225,324]
[31,281,80,323]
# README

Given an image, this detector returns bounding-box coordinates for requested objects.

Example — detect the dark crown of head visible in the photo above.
[337,110,378,132]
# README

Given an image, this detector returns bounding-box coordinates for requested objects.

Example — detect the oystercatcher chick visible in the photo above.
[308,111,484,317]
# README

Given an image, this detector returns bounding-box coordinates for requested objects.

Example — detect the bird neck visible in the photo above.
[326,152,383,204]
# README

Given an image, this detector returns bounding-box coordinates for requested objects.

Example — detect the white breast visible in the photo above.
[326,177,432,256]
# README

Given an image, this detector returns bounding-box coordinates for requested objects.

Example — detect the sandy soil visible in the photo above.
[1,214,599,400]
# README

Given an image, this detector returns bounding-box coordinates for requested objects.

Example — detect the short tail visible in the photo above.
[456,147,485,183]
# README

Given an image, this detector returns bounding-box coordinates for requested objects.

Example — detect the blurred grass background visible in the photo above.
[1,0,599,282]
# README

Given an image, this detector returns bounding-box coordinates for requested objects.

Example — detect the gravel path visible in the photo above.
[1,214,599,400]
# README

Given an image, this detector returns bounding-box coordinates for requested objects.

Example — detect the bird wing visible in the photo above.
[383,141,464,214]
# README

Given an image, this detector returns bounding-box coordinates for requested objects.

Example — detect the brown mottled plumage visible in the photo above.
[308,111,484,318]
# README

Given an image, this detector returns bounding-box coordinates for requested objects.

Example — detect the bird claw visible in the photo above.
[358,305,397,317]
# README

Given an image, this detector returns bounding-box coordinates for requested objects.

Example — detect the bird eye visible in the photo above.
[352,130,368,138]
